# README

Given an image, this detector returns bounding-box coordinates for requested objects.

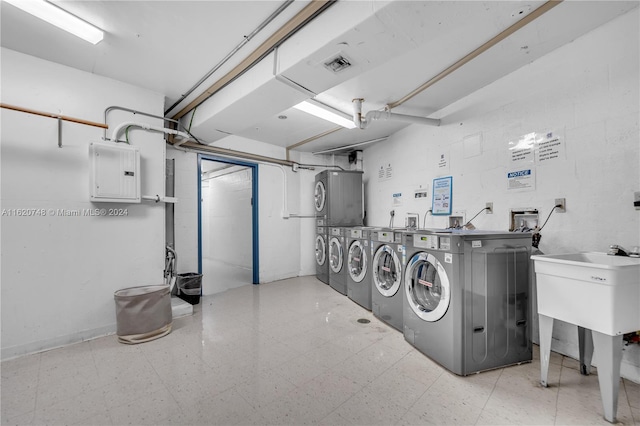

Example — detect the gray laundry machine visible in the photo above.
[328,226,349,295]
[346,227,378,310]
[314,170,363,226]
[315,222,329,285]
[402,229,532,376]
[370,228,405,331]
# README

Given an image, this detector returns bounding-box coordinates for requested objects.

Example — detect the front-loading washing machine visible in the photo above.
[370,228,405,331]
[315,222,329,284]
[328,226,349,295]
[403,230,532,376]
[346,227,378,310]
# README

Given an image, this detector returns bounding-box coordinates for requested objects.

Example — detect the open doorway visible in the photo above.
[198,154,259,294]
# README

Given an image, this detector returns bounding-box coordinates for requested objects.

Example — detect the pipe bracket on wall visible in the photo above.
[58,117,62,148]
[142,195,178,203]
[1,103,109,149]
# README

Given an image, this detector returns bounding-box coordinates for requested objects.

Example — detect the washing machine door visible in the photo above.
[347,240,367,282]
[329,237,343,273]
[372,245,402,297]
[315,235,326,266]
[405,252,450,322]
[314,180,326,213]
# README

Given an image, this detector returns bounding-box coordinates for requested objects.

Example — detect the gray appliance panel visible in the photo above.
[462,237,532,374]
[315,170,364,227]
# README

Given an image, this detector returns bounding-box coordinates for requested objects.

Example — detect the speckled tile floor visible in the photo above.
[2,276,639,425]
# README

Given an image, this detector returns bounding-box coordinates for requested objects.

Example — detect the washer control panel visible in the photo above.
[413,234,439,249]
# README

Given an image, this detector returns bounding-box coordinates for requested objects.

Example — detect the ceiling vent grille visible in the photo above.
[323,54,352,73]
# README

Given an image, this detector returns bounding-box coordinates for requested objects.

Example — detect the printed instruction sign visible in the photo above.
[507,168,536,191]
[508,132,536,164]
[432,176,453,215]
[437,152,449,172]
[535,131,564,163]
[392,192,403,207]
[377,163,394,181]
[507,130,565,165]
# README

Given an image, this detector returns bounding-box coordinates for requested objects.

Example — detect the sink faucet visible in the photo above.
[607,245,630,256]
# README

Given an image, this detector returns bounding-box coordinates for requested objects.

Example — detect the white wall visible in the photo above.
[362,9,639,381]
[1,48,166,360]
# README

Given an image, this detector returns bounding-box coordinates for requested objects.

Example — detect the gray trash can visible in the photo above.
[176,273,202,305]
[114,285,172,344]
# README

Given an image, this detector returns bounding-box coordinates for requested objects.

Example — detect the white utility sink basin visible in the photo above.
[531,251,640,423]
[531,252,640,336]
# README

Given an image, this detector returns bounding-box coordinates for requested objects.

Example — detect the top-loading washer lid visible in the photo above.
[405,252,450,322]
[373,245,401,297]
[347,240,367,282]
[329,236,344,273]
[315,235,326,266]
[314,180,326,212]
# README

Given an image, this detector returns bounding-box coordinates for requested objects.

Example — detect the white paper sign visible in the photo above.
[508,132,536,164]
[507,168,536,191]
[535,131,564,163]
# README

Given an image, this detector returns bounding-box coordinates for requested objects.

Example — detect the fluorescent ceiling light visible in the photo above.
[294,100,356,129]
[4,0,104,45]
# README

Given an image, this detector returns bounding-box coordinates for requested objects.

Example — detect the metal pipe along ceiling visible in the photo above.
[287,0,563,153]
[171,0,334,121]
[164,0,295,116]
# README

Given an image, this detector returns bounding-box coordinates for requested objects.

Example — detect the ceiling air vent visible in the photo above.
[323,54,352,73]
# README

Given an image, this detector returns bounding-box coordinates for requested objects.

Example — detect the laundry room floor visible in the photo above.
[2,276,639,425]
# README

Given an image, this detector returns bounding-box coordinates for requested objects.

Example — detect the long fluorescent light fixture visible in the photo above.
[4,0,104,45]
[294,100,356,129]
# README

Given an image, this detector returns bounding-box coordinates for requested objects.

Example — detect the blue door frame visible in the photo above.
[198,154,259,285]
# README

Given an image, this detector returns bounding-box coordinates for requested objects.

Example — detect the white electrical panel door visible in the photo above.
[90,142,141,203]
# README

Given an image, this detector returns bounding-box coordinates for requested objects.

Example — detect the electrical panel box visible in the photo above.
[89,141,140,203]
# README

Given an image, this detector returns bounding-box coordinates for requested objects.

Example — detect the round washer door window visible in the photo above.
[314,181,326,212]
[372,245,402,297]
[404,252,450,322]
[329,237,344,273]
[315,235,326,266]
[347,240,367,283]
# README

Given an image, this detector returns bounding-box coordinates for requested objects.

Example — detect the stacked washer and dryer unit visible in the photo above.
[314,170,363,294]
[402,229,533,375]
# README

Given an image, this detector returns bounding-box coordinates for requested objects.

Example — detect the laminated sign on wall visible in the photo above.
[507,168,536,191]
[507,130,565,165]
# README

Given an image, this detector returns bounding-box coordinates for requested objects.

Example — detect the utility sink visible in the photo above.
[531,252,640,423]
[531,252,640,335]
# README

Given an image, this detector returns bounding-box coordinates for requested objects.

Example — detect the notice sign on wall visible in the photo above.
[535,131,564,163]
[507,168,536,191]
[437,152,449,172]
[432,176,453,215]
[378,163,394,181]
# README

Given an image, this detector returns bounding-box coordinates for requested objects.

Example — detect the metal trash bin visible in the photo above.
[114,285,172,344]
[176,273,202,305]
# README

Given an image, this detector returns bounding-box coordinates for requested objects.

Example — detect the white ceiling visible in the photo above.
[2,0,637,155]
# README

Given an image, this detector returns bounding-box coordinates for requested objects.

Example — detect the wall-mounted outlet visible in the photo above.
[486,202,493,214]
[555,198,566,213]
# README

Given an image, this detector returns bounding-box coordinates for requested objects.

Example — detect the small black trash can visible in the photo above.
[176,273,202,305]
